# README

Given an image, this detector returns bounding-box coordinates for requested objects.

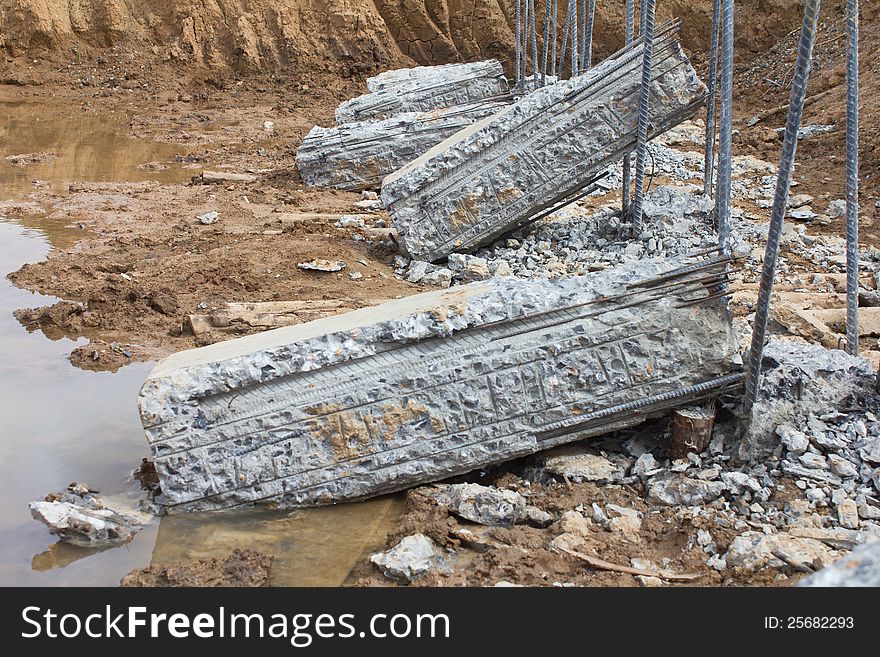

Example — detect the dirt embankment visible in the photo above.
[1,0,804,85]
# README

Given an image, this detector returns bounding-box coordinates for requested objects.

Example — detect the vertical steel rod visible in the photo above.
[516,0,523,88]
[623,0,635,215]
[640,0,648,37]
[551,0,559,77]
[703,0,721,197]
[530,0,540,85]
[580,0,587,70]
[584,0,596,71]
[744,0,822,414]
[630,0,656,235]
[558,0,572,76]
[845,0,860,355]
[542,0,552,85]
[523,0,531,84]
[571,0,579,76]
[715,0,734,250]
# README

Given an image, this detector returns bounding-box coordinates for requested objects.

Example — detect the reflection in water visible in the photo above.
[0,98,402,586]
[0,100,197,198]
[31,541,117,572]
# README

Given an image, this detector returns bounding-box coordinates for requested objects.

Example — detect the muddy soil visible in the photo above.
[1,0,878,587]
[121,549,273,587]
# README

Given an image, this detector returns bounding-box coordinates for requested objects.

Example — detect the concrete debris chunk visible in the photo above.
[799,540,880,587]
[336,60,509,124]
[647,473,726,507]
[365,62,504,94]
[433,483,527,527]
[297,100,510,192]
[381,31,707,262]
[370,534,451,583]
[538,446,619,483]
[197,210,219,225]
[138,256,740,512]
[29,483,144,547]
[297,259,346,272]
[740,341,877,461]
[724,531,836,572]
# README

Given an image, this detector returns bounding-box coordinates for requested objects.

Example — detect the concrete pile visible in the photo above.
[296,60,512,192]
[335,60,509,124]
[297,100,509,192]
[381,30,707,262]
[138,255,741,513]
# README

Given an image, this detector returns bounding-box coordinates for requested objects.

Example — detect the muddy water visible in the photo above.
[0,98,401,586]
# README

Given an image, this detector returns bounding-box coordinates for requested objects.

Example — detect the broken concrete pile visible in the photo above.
[297,99,510,192]
[381,28,707,262]
[138,255,741,513]
[335,60,509,124]
[297,61,512,192]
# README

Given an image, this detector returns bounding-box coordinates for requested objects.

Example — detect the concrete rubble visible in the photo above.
[335,60,509,124]
[369,534,451,583]
[381,32,707,262]
[297,99,510,192]
[799,540,880,586]
[138,255,740,513]
[29,483,144,547]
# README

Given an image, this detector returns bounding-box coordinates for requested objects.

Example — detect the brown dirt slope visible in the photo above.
[1,0,804,81]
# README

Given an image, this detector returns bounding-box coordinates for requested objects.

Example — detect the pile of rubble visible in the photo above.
[367,340,879,585]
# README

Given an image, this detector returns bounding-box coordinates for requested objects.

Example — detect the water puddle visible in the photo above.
[0,99,198,198]
[0,97,402,586]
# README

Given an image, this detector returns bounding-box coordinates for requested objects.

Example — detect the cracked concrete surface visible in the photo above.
[381,34,707,262]
[138,256,741,512]
[297,98,511,191]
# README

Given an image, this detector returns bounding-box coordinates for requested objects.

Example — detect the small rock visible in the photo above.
[608,514,642,538]
[29,483,144,547]
[297,259,346,272]
[539,446,618,483]
[436,483,527,527]
[828,454,858,479]
[370,534,450,583]
[706,554,727,571]
[721,471,762,495]
[197,210,219,225]
[837,499,860,529]
[590,503,609,526]
[336,214,366,228]
[631,452,660,478]
[524,505,554,527]
[724,531,834,572]
[557,510,593,536]
[858,501,880,520]
[777,424,809,454]
[636,575,664,587]
[647,473,725,506]
[448,254,491,283]
[826,199,847,219]
[799,453,829,470]
[421,267,453,287]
